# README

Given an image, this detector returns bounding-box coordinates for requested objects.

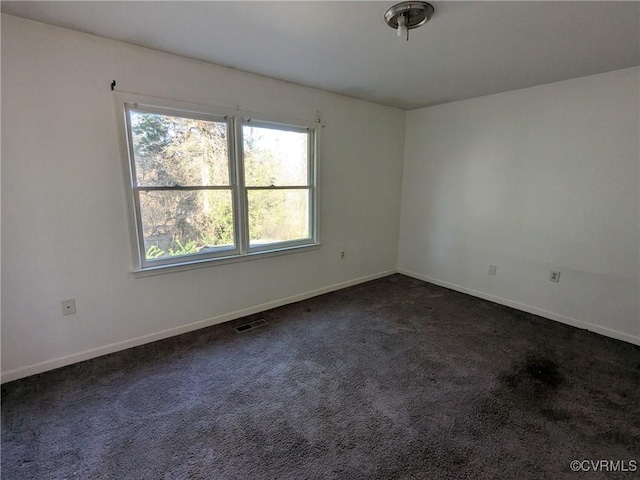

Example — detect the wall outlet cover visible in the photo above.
[61,299,76,315]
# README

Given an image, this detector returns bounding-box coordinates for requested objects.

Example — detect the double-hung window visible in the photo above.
[117,95,319,273]
[242,122,314,251]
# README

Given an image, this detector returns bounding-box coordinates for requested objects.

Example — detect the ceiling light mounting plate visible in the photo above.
[384,1,434,31]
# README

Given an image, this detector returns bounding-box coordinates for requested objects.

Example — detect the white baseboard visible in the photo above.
[5,268,637,383]
[1,270,395,384]
[398,269,640,347]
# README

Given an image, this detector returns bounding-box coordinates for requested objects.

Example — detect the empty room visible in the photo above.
[1,1,638,478]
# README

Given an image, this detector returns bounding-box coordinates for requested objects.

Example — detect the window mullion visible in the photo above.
[227,116,242,257]
[235,118,249,255]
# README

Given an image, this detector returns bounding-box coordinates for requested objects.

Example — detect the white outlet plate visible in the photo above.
[550,271,561,283]
[488,265,497,276]
[61,299,76,315]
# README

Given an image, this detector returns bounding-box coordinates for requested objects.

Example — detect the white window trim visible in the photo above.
[113,93,321,276]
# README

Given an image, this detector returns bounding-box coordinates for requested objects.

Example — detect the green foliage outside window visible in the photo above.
[132,112,234,260]
[131,112,310,262]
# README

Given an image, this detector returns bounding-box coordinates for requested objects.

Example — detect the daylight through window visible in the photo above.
[121,101,318,272]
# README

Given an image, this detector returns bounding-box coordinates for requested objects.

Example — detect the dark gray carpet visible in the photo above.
[2,274,639,479]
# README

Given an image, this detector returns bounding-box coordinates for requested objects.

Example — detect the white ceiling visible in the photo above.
[2,1,638,110]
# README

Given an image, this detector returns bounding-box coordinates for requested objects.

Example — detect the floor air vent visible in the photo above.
[234,318,268,333]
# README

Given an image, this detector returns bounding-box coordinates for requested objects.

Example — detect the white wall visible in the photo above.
[399,67,640,345]
[1,15,406,381]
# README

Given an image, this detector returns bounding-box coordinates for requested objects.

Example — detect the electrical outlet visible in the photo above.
[488,265,497,276]
[550,271,561,283]
[341,251,345,259]
[61,299,76,315]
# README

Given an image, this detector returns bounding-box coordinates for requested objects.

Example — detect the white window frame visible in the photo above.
[114,93,320,275]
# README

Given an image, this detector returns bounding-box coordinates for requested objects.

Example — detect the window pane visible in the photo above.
[248,189,309,246]
[139,190,235,261]
[130,111,230,187]
[243,125,308,186]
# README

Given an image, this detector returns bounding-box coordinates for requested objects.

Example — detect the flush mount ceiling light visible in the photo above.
[384,1,434,41]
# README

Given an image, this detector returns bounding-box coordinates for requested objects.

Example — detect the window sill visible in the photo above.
[130,243,321,278]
